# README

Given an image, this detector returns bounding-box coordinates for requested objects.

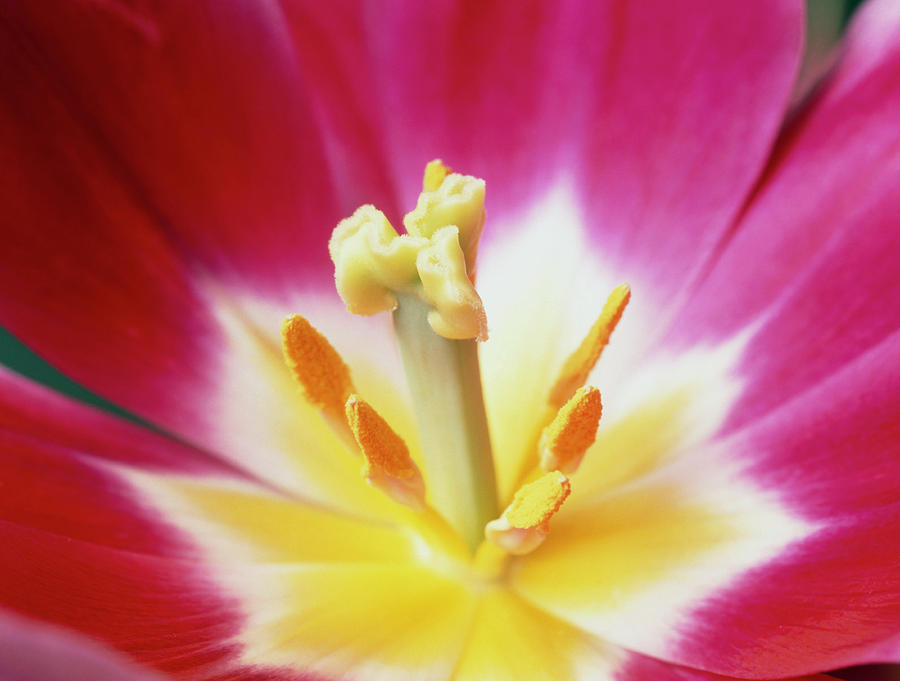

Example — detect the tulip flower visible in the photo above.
[1,1,899,680]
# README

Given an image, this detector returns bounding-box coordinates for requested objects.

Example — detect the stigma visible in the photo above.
[328,160,487,340]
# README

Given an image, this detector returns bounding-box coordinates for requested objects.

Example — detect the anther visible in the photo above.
[540,386,602,474]
[281,314,354,419]
[485,472,571,555]
[548,283,630,409]
[345,395,426,511]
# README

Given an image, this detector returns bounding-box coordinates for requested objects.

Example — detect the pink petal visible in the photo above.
[716,193,899,435]
[277,2,402,221]
[669,329,900,676]
[656,0,900,441]
[0,609,166,681]
[568,0,804,298]
[674,0,900,356]
[635,11,900,670]
[346,0,803,296]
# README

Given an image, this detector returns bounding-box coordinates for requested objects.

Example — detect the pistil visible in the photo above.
[393,293,498,550]
[326,162,499,550]
[290,161,630,559]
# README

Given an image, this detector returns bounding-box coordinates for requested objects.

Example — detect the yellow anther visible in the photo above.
[416,226,488,341]
[540,386,602,474]
[485,472,571,555]
[329,205,427,315]
[281,314,353,417]
[505,472,571,529]
[345,395,426,511]
[423,159,452,192]
[548,283,630,409]
[404,171,485,275]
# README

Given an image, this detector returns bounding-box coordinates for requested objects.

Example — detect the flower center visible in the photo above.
[281,161,629,560]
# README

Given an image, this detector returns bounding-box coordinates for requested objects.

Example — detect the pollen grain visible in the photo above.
[505,472,571,531]
[281,314,353,417]
[346,395,416,480]
[346,395,426,510]
[485,472,571,555]
[540,386,602,474]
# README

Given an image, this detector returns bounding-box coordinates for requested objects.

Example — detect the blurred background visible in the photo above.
[1,1,896,679]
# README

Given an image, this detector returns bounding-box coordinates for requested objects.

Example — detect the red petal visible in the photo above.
[0,370,321,680]
[0,609,166,681]
[1,0,341,294]
[618,651,834,681]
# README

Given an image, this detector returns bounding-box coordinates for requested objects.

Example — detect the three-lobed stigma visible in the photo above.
[329,160,488,341]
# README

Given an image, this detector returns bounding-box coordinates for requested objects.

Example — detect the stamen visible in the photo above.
[485,472,571,555]
[548,283,630,409]
[423,159,452,192]
[281,314,354,418]
[539,386,602,474]
[345,394,426,511]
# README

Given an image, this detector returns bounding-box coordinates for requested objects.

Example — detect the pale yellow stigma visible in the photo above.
[548,283,630,409]
[423,159,452,192]
[328,205,425,316]
[281,314,353,418]
[416,226,488,341]
[329,163,488,341]
[403,169,485,276]
[345,395,426,511]
[539,386,602,474]
[485,472,571,555]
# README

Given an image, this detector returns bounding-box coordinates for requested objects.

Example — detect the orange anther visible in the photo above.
[548,283,630,409]
[540,386,602,474]
[346,395,425,510]
[485,472,571,555]
[281,314,353,417]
